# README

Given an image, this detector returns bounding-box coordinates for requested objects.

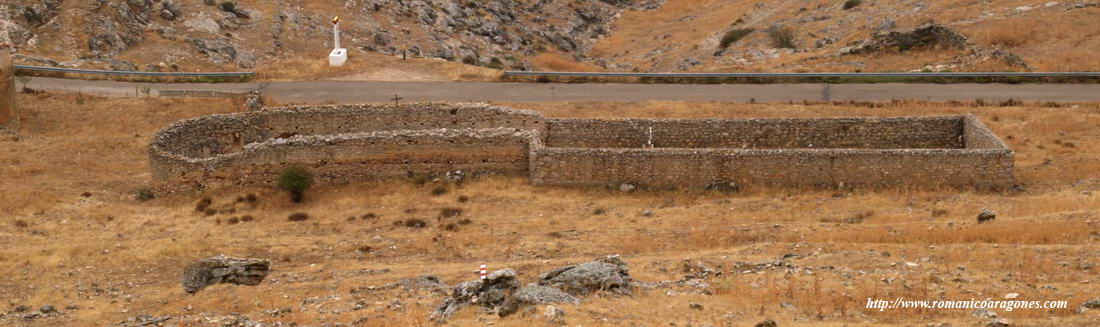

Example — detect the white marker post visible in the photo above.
[328,16,347,67]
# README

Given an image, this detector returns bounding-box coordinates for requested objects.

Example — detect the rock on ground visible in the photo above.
[431,268,520,321]
[181,254,270,293]
[978,208,997,223]
[537,255,633,295]
[513,284,580,305]
[842,23,969,55]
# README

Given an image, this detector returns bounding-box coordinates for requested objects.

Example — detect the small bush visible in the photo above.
[430,186,448,196]
[442,223,459,232]
[13,220,28,228]
[240,215,254,222]
[357,245,373,253]
[931,209,949,217]
[288,212,310,222]
[219,1,236,12]
[203,208,217,216]
[457,218,472,225]
[398,218,427,228]
[487,57,504,70]
[135,188,155,201]
[245,193,258,203]
[227,217,240,225]
[361,213,378,220]
[767,26,798,49]
[462,55,478,65]
[719,28,755,48]
[195,197,213,212]
[843,0,861,10]
[440,207,463,218]
[277,166,314,203]
[593,207,607,215]
[457,195,469,203]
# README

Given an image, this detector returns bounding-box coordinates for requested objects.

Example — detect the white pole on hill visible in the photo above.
[328,16,347,67]
[333,17,341,50]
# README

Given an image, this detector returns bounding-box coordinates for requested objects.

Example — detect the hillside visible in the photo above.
[2,0,1099,78]
[1,94,1099,325]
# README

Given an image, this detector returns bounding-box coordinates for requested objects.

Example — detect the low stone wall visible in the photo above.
[546,117,964,149]
[528,148,1014,190]
[0,46,16,130]
[151,128,536,188]
[149,103,1015,191]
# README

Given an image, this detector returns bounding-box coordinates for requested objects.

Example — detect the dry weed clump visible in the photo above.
[288,212,310,222]
[195,196,213,213]
[396,218,428,229]
[439,207,463,218]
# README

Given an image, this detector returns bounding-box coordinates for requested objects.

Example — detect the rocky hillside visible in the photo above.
[0,0,663,72]
[1,0,1098,75]
[590,0,1100,72]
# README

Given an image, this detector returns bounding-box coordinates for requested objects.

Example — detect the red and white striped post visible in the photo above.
[479,264,487,280]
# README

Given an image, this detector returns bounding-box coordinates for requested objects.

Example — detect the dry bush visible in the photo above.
[439,207,463,218]
[288,212,310,222]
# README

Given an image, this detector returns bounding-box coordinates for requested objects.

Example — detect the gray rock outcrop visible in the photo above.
[181,254,270,294]
[843,23,969,55]
[431,268,520,321]
[537,255,633,295]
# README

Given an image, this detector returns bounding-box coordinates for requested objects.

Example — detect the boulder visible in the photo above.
[181,254,270,293]
[513,284,580,305]
[431,268,520,321]
[1079,298,1100,313]
[537,255,633,295]
[977,208,996,223]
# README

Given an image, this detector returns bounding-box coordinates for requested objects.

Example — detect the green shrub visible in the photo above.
[768,26,798,49]
[277,166,314,203]
[719,28,755,48]
[219,1,236,12]
[843,0,862,10]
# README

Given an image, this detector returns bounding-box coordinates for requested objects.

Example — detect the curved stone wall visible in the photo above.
[149,103,1015,190]
[149,103,545,188]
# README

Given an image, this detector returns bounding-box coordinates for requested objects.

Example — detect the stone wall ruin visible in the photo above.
[149,103,1015,191]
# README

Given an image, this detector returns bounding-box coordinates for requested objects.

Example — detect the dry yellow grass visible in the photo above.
[255,52,501,82]
[1,95,1098,326]
[529,52,606,72]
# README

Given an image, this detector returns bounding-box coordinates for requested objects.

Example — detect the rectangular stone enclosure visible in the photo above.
[150,104,1014,191]
[531,115,1015,190]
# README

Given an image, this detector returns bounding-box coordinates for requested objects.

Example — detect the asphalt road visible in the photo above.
[23,77,1100,103]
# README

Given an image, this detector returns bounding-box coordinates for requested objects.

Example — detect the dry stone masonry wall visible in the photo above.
[0,45,16,130]
[149,103,1015,191]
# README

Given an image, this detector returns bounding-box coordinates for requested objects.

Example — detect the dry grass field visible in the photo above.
[1,94,1098,326]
